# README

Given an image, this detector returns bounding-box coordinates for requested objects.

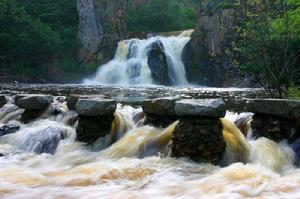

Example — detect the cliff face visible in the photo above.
[183,1,254,87]
[77,0,127,65]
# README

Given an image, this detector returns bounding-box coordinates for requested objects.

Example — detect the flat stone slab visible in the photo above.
[76,98,117,116]
[142,97,179,115]
[66,94,106,111]
[175,99,226,117]
[15,94,53,110]
[245,99,300,119]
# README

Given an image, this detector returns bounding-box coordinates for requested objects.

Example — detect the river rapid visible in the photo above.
[0,97,300,199]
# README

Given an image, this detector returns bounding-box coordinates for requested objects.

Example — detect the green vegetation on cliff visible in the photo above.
[126,0,198,32]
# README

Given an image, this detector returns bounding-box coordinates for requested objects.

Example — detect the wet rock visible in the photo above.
[175,99,226,117]
[142,97,179,116]
[24,126,65,154]
[15,94,53,110]
[15,94,53,124]
[76,115,114,145]
[0,95,7,108]
[172,117,226,164]
[0,124,20,137]
[66,94,106,111]
[252,114,298,143]
[245,99,300,119]
[147,40,170,85]
[76,98,117,116]
[76,98,116,144]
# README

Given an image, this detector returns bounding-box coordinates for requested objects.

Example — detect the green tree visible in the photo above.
[126,0,197,32]
[228,0,300,97]
[0,0,59,75]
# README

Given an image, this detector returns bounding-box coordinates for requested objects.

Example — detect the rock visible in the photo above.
[66,94,105,111]
[0,95,7,108]
[142,97,179,116]
[172,118,226,164]
[0,124,20,137]
[147,40,170,85]
[246,99,300,119]
[23,126,66,154]
[76,115,114,144]
[77,0,127,64]
[252,114,298,143]
[175,99,226,117]
[76,98,117,116]
[15,94,53,110]
[182,0,255,87]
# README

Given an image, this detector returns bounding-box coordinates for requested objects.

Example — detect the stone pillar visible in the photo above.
[76,98,116,145]
[15,94,53,123]
[245,99,300,143]
[143,98,226,164]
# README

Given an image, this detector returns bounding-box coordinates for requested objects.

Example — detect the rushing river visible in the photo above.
[0,96,300,199]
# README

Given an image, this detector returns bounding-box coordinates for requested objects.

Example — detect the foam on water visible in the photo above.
[0,100,299,198]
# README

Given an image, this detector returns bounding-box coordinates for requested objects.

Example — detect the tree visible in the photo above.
[229,0,300,97]
[126,0,197,32]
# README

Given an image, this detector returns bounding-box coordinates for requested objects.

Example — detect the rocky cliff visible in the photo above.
[77,0,127,65]
[183,1,255,87]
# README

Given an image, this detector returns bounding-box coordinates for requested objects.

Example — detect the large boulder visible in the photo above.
[22,126,66,154]
[15,94,53,110]
[147,40,170,85]
[175,99,226,117]
[0,124,20,137]
[76,98,117,116]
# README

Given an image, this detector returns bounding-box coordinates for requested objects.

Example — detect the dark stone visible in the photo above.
[171,117,226,164]
[245,99,300,119]
[66,94,79,111]
[147,40,170,85]
[252,114,298,143]
[24,126,66,154]
[15,94,53,110]
[0,124,20,137]
[21,109,46,124]
[76,115,114,145]
[66,94,106,111]
[175,99,226,117]
[0,95,7,108]
[142,97,179,116]
[76,98,116,116]
[145,114,178,128]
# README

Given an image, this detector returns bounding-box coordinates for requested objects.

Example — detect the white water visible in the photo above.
[1,100,300,198]
[84,30,193,85]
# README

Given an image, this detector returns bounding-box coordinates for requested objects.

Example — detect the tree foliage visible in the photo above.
[227,0,300,96]
[0,0,78,78]
[126,0,197,32]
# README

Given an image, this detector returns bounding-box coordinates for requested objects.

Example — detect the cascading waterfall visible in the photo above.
[83,30,193,85]
[1,99,300,198]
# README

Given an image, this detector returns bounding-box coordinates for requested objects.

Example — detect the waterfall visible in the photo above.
[83,30,194,85]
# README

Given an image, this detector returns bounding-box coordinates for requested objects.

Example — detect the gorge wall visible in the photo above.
[183,0,255,87]
[77,0,127,65]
